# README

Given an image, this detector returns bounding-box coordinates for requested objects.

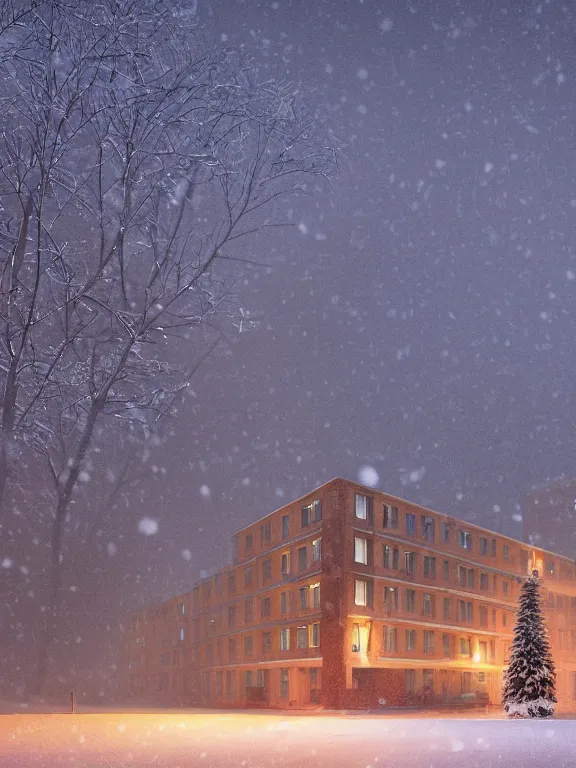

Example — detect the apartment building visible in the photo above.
[126,477,576,711]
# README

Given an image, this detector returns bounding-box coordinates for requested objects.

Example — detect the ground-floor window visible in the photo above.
[280,668,289,698]
[215,671,223,697]
[461,671,472,694]
[572,672,576,699]
[404,669,416,694]
[203,671,211,697]
[226,671,235,698]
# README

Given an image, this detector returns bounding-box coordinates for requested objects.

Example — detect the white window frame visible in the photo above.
[355,494,367,520]
[354,578,368,606]
[354,536,368,564]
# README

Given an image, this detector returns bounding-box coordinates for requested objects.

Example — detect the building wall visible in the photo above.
[125,478,576,712]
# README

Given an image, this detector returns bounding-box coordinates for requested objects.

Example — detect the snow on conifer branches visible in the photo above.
[502,572,556,718]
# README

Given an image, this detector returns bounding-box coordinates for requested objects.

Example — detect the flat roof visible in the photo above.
[232,476,576,567]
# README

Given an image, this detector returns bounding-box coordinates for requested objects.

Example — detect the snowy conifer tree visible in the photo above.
[502,571,556,718]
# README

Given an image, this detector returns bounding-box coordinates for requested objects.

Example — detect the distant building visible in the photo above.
[522,478,576,560]
[126,477,576,712]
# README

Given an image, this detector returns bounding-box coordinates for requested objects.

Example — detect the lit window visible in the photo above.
[355,536,368,564]
[309,623,320,648]
[355,579,367,606]
[280,628,290,651]
[352,623,361,652]
[312,538,322,562]
[458,530,472,550]
[281,552,291,577]
[355,494,367,520]
[179,627,185,642]
[311,583,320,609]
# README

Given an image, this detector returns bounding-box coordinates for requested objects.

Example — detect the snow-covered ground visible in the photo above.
[1,711,575,767]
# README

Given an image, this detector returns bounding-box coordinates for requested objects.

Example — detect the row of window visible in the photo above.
[204,623,321,665]
[355,538,513,595]
[355,494,511,558]
[226,583,321,628]
[375,626,494,661]
[203,667,302,700]
[218,539,322,601]
[243,500,322,555]
[354,579,511,627]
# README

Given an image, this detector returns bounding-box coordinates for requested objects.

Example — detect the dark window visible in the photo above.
[228,573,236,595]
[262,558,272,580]
[480,573,488,590]
[297,627,308,648]
[422,516,435,542]
[467,569,474,588]
[228,605,237,628]
[244,598,253,623]
[405,589,416,613]
[406,513,416,535]
[260,522,271,546]
[261,597,271,618]
[491,538,497,557]
[442,560,450,580]
[423,556,436,578]
[245,534,253,551]
[405,551,417,575]
[282,514,290,540]
[383,545,399,569]
[479,606,488,627]
[262,632,272,653]
[244,566,253,587]
[384,586,398,611]
[442,522,450,542]
[280,669,289,698]
[228,638,236,662]
[405,629,416,651]
[298,546,307,572]
[480,537,488,556]
[503,545,510,560]
[442,633,451,658]
[423,593,434,616]
[299,586,308,609]
[383,505,398,528]
[458,530,472,550]
[281,552,291,577]
[244,636,253,655]
[280,591,288,614]
[443,597,450,619]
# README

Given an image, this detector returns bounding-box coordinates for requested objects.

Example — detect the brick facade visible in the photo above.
[126,478,576,711]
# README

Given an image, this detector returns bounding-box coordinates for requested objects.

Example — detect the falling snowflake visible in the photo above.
[181,549,192,561]
[379,17,393,32]
[358,465,379,487]
[138,517,159,536]
[199,484,211,499]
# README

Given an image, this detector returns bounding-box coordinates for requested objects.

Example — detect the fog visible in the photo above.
[0,0,575,702]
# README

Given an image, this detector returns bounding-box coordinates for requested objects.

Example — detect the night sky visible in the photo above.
[143,0,576,593]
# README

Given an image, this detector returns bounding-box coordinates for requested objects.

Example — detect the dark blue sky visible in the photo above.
[140,0,576,591]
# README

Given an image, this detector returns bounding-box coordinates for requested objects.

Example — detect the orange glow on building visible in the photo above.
[125,478,576,711]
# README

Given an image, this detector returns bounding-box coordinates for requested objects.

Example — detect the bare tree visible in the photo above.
[0,0,335,693]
